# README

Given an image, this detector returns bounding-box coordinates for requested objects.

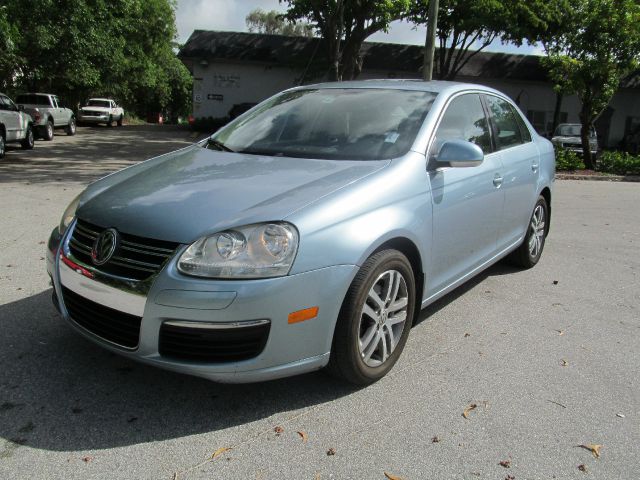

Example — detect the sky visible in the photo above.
[175,0,544,56]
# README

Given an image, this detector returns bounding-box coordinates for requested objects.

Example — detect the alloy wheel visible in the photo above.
[528,204,545,258]
[358,269,409,367]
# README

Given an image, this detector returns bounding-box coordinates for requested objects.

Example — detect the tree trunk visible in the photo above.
[551,91,563,137]
[580,106,595,170]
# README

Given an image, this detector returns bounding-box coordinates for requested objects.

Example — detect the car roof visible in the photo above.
[289,79,506,97]
[87,98,113,101]
[19,93,56,96]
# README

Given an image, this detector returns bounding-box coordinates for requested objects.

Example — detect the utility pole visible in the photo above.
[423,0,439,81]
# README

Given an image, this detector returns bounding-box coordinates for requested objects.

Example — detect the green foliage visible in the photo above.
[543,0,640,168]
[410,0,573,80]
[0,0,192,118]
[555,148,585,171]
[282,0,410,80]
[598,151,640,176]
[246,8,313,37]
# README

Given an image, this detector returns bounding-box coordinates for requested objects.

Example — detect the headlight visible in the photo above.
[178,222,299,279]
[59,194,81,235]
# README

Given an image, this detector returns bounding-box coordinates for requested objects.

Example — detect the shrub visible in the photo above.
[598,151,640,176]
[555,148,585,171]
[191,116,230,133]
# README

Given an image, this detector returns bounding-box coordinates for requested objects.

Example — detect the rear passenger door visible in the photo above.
[0,95,20,140]
[483,95,538,249]
[427,93,505,295]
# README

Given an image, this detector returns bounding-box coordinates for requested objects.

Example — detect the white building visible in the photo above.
[179,30,640,149]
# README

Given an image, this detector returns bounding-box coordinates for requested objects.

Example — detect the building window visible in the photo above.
[527,110,568,136]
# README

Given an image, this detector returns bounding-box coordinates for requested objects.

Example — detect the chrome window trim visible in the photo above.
[162,319,270,330]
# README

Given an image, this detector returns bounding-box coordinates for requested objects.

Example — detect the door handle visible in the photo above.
[532,161,539,172]
[493,174,503,187]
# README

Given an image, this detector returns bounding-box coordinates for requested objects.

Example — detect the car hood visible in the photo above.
[81,106,110,111]
[77,145,389,244]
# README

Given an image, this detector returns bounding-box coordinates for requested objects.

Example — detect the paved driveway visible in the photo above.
[0,127,638,479]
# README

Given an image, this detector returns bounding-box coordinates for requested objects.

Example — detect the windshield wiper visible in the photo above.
[206,138,235,153]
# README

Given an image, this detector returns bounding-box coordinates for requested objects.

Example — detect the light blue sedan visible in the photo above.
[47,81,555,385]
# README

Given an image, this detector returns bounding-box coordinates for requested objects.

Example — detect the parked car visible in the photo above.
[0,92,35,158]
[47,81,554,385]
[551,123,598,156]
[15,93,76,140]
[78,98,124,127]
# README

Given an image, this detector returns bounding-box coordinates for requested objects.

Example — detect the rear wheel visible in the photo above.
[509,195,548,268]
[21,125,34,149]
[327,249,416,385]
[66,117,76,136]
[0,130,5,158]
[117,115,123,127]
[43,120,54,141]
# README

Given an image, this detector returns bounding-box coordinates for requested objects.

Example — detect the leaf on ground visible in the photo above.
[274,426,284,435]
[211,447,231,459]
[462,404,477,419]
[561,359,568,366]
[384,473,404,480]
[505,475,515,480]
[327,447,336,456]
[578,464,587,472]
[81,455,93,463]
[578,444,603,458]
[499,460,511,468]
[297,431,308,443]
[432,436,440,443]
[464,333,470,337]
[554,329,564,335]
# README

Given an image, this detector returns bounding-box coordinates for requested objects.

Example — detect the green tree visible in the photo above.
[282,0,411,81]
[246,8,313,37]
[411,0,572,80]
[543,0,640,169]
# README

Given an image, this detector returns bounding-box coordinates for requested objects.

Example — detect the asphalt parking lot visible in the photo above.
[0,126,638,480]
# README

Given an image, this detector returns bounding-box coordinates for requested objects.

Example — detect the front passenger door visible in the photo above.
[427,93,505,295]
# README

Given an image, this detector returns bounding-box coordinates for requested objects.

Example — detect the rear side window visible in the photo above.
[15,94,51,106]
[432,93,492,155]
[484,95,528,150]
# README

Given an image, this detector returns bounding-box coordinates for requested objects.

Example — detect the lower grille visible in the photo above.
[159,321,270,363]
[61,286,142,349]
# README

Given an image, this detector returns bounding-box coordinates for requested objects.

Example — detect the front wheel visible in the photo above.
[509,195,549,268]
[117,114,123,127]
[21,125,34,149]
[327,249,416,385]
[66,117,76,136]
[0,131,5,158]
[43,120,54,141]
[106,115,113,127]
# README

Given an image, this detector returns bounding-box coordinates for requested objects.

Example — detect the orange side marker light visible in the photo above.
[288,306,319,324]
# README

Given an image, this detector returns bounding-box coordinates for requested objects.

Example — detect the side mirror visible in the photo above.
[436,139,484,168]
[17,104,24,111]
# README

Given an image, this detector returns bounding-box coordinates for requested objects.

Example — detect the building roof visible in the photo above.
[179,30,640,88]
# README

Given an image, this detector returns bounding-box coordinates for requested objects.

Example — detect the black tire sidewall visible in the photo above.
[67,118,76,135]
[526,196,548,265]
[22,126,34,149]
[45,121,54,140]
[0,132,5,158]
[334,250,416,384]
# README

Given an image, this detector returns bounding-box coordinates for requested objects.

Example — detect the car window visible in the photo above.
[512,105,532,142]
[52,97,59,108]
[0,96,8,110]
[213,88,438,161]
[87,100,111,108]
[432,93,492,155]
[485,96,524,150]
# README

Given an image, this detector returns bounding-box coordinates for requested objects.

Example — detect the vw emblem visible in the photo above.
[91,228,119,266]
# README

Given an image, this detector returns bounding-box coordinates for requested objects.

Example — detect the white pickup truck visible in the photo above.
[78,98,124,127]
[0,92,35,158]
[15,93,76,141]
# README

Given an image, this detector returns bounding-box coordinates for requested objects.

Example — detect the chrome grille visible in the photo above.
[69,219,180,281]
[82,110,104,116]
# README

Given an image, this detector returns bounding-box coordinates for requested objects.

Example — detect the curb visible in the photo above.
[556,173,640,183]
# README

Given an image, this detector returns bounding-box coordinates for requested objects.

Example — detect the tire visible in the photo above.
[43,120,54,141]
[509,195,549,268]
[327,249,416,385]
[107,115,113,127]
[0,130,5,159]
[117,115,123,127]
[21,125,34,150]
[66,117,76,136]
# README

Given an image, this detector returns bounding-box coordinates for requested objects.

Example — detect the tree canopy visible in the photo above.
[0,0,192,118]
[282,0,410,80]
[543,0,640,168]
[246,8,314,37]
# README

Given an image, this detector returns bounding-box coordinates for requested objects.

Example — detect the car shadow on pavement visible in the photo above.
[0,261,519,453]
[0,290,357,452]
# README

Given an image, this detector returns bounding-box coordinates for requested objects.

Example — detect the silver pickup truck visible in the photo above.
[15,93,76,141]
[0,92,35,158]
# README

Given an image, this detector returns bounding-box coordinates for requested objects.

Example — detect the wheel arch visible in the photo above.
[370,236,425,324]
[539,187,551,234]
[47,115,54,125]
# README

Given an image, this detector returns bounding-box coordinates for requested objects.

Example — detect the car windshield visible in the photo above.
[555,124,595,137]
[210,88,437,160]
[16,94,50,106]
[87,100,111,108]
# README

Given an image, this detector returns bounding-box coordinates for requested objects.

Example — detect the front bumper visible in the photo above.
[78,114,110,123]
[47,224,357,383]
